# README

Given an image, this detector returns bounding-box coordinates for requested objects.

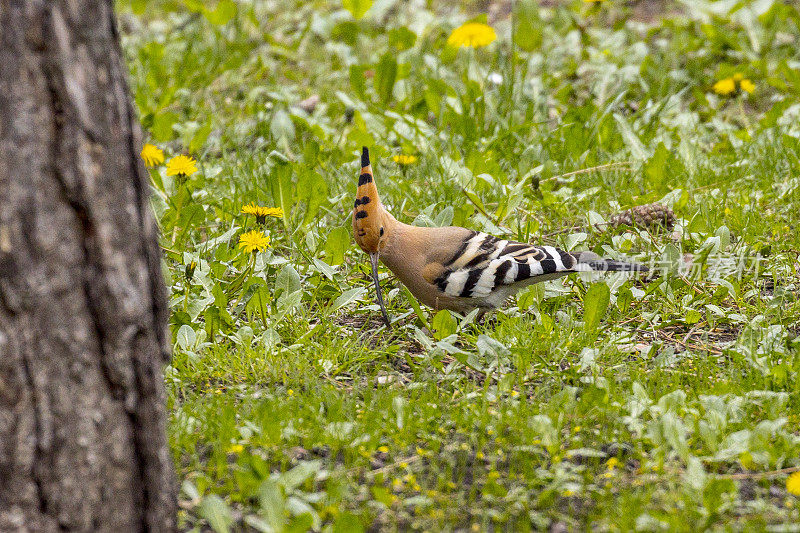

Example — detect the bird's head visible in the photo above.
[352,147,391,255]
[352,147,393,326]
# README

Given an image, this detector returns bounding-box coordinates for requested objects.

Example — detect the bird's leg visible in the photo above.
[370,252,392,327]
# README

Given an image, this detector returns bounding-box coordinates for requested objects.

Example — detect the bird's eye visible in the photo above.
[379,227,384,237]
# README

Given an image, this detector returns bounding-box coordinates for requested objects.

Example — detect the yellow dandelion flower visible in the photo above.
[392,154,418,165]
[166,155,198,177]
[377,446,389,453]
[713,78,736,96]
[140,144,164,167]
[238,230,270,253]
[241,203,284,223]
[606,457,619,469]
[739,78,755,94]
[583,0,605,3]
[447,22,497,49]
[226,444,244,454]
[787,471,800,496]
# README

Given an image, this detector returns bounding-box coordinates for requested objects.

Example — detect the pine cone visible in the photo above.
[610,203,675,230]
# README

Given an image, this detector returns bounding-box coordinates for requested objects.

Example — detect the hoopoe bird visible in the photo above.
[352,147,647,325]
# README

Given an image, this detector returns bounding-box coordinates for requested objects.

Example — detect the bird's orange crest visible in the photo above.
[352,147,386,253]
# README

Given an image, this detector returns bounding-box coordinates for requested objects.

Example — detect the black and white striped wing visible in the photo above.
[433,232,584,299]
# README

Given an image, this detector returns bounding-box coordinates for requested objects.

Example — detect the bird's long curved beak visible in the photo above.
[370,252,391,327]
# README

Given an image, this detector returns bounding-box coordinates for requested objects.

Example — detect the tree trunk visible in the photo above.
[0,1,175,531]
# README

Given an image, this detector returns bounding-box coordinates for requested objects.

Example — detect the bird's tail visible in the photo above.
[571,251,649,273]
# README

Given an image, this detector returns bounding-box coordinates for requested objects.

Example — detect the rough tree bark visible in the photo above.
[0,1,175,531]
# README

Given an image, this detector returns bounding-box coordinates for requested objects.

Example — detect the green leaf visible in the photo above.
[324,226,350,266]
[685,309,702,325]
[661,243,681,276]
[297,167,329,225]
[431,310,457,340]
[204,306,221,339]
[332,21,359,46]
[203,0,237,25]
[517,284,543,311]
[151,111,178,141]
[258,480,286,531]
[393,396,406,430]
[564,232,588,251]
[271,108,296,143]
[212,282,228,308]
[267,162,293,223]
[374,52,397,105]
[342,0,372,19]
[645,142,685,195]
[189,119,213,152]
[182,0,204,12]
[616,285,633,311]
[331,287,366,311]
[200,494,233,533]
[280,460,321,491]
[333,512,365,533]
[433,206,454,227]
[402,286,430,330]
[715,225,731,249]
[684,456,707,491]
[275,264,301,298]
[123,0,147,14]
[462,189,486,215]
[514,0,543,51]
[245,284,271,324]
[476,334,510,359]
[176,204,205,237]
[388,27,416,50]
[703,478,735,514]
[312,258,336,280]
[181,480,201,501]
[452,201,475,227]
[583,283,611,334]
[349,65,367,98]
[175,325,196,350]
[287,512,315,533]
[613,113,648,162]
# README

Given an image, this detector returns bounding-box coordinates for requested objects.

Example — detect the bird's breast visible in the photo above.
[380,253,492,313]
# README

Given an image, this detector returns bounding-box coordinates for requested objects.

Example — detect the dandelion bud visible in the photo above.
[185,260,197,281]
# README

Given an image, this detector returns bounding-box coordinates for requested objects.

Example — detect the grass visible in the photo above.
[120,0,800,530]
